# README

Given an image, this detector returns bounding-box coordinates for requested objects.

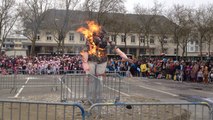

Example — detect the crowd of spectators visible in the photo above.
[0,54,83,75]
[0,54,213,83]
[107,57,213,84]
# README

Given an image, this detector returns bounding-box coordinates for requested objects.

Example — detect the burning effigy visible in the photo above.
[77,21,104,58]
[77,20,133,75]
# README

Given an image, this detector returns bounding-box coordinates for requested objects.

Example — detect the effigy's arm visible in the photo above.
[107,39,134,63]
[80,41,90,71]
[81,51,90,71]
[115,47,134,63]
[107,38,133,63]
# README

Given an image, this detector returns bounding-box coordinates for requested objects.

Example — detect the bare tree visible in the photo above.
[177,7,194,57]
[106,13,123,46]
[134,1,162,58]
[119,14,132,53]
[20,0,51,56]
[179,25,192,57]
[0,0,19,52]
[192,5,212,60]
[52,0,80,54]
[204,5,213,57]
[82,0,125,25]
[166,4,189,60]
[205,28,213,57]
[157,33,168,54]
[204,4,213,58]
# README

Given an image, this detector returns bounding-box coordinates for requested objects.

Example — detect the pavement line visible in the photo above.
[191,89,213,95]
[138,85,179,97]
[104,85,130,97]
[58,78,75,98]
[14,78,30,98]
[154,82,162,85]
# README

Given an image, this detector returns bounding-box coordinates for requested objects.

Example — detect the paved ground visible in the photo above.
[121,77,213,103]
[0,75,213,120]
[0,75,62,100]
[1,75,213,103]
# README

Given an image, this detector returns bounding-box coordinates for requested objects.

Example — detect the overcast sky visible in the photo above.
[125,0,213,13]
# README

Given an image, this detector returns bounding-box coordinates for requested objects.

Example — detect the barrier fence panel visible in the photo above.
[61,73,121,104]
[0,70,85,92]
[0,70,85,75]
[87,102,213,120]
[0,100,85,120]
[61,74,88,102]
[0,74,16,90]
[13,75,60,88]
[0,75,60,93]
[106,71,142,77]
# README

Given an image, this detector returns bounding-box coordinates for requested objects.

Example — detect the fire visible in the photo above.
[77,21,103,57]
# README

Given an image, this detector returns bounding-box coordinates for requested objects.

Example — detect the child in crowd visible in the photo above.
[197,68,203,82]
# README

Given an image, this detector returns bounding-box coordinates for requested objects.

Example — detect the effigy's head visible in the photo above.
[77,21,108,57]
[93,28,107,39]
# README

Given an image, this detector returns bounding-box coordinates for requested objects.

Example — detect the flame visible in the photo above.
[77,21,103,57]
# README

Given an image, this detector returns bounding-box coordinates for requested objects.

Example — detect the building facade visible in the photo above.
[2,34,28,56]
[21,9,213,58]
[22,30,179,57]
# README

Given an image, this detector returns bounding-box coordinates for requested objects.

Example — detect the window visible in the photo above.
[37,35,40,41]
[190,47,194,51]
[190,41,193,44]
[195,46,199,52]
[149,48,155,54]
[69,33,74,41]
[23,45,27,49]
[129,48,136,56]
[47,36,52,41]
[174,48,177,54]
[140,48,146,54]
[139,36,145,43]
[163,36,168,43]
[131,36,135,43]
[121,35,125,43]
[80,34,85,41]
[150,36,155,44]
[195,40,198,45]
[111,35,116,42]
[46,32,52,41]
[163,48,168,54]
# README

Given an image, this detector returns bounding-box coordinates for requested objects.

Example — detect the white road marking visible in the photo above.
[58,78,75,98]
[138,85,179,97]
[122,80,178,97]
[104,85,130,97]
[59,77,130,98]
[191,89,213,95]
[155,82,162,85]
[14,78,30,98]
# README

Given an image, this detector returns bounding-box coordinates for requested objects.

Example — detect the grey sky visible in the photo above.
[125,0,213,13]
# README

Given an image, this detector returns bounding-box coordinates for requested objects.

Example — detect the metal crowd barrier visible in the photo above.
[0,74,60,93]
[61,73,121,104]
[87,102,213,120]
[0,100,85,120]
[13,75,60,92]
[0,74,16,90]
[106,71,142,77]
[106,71,129,77]
[0,70,85,91]
[0,70,85,75]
